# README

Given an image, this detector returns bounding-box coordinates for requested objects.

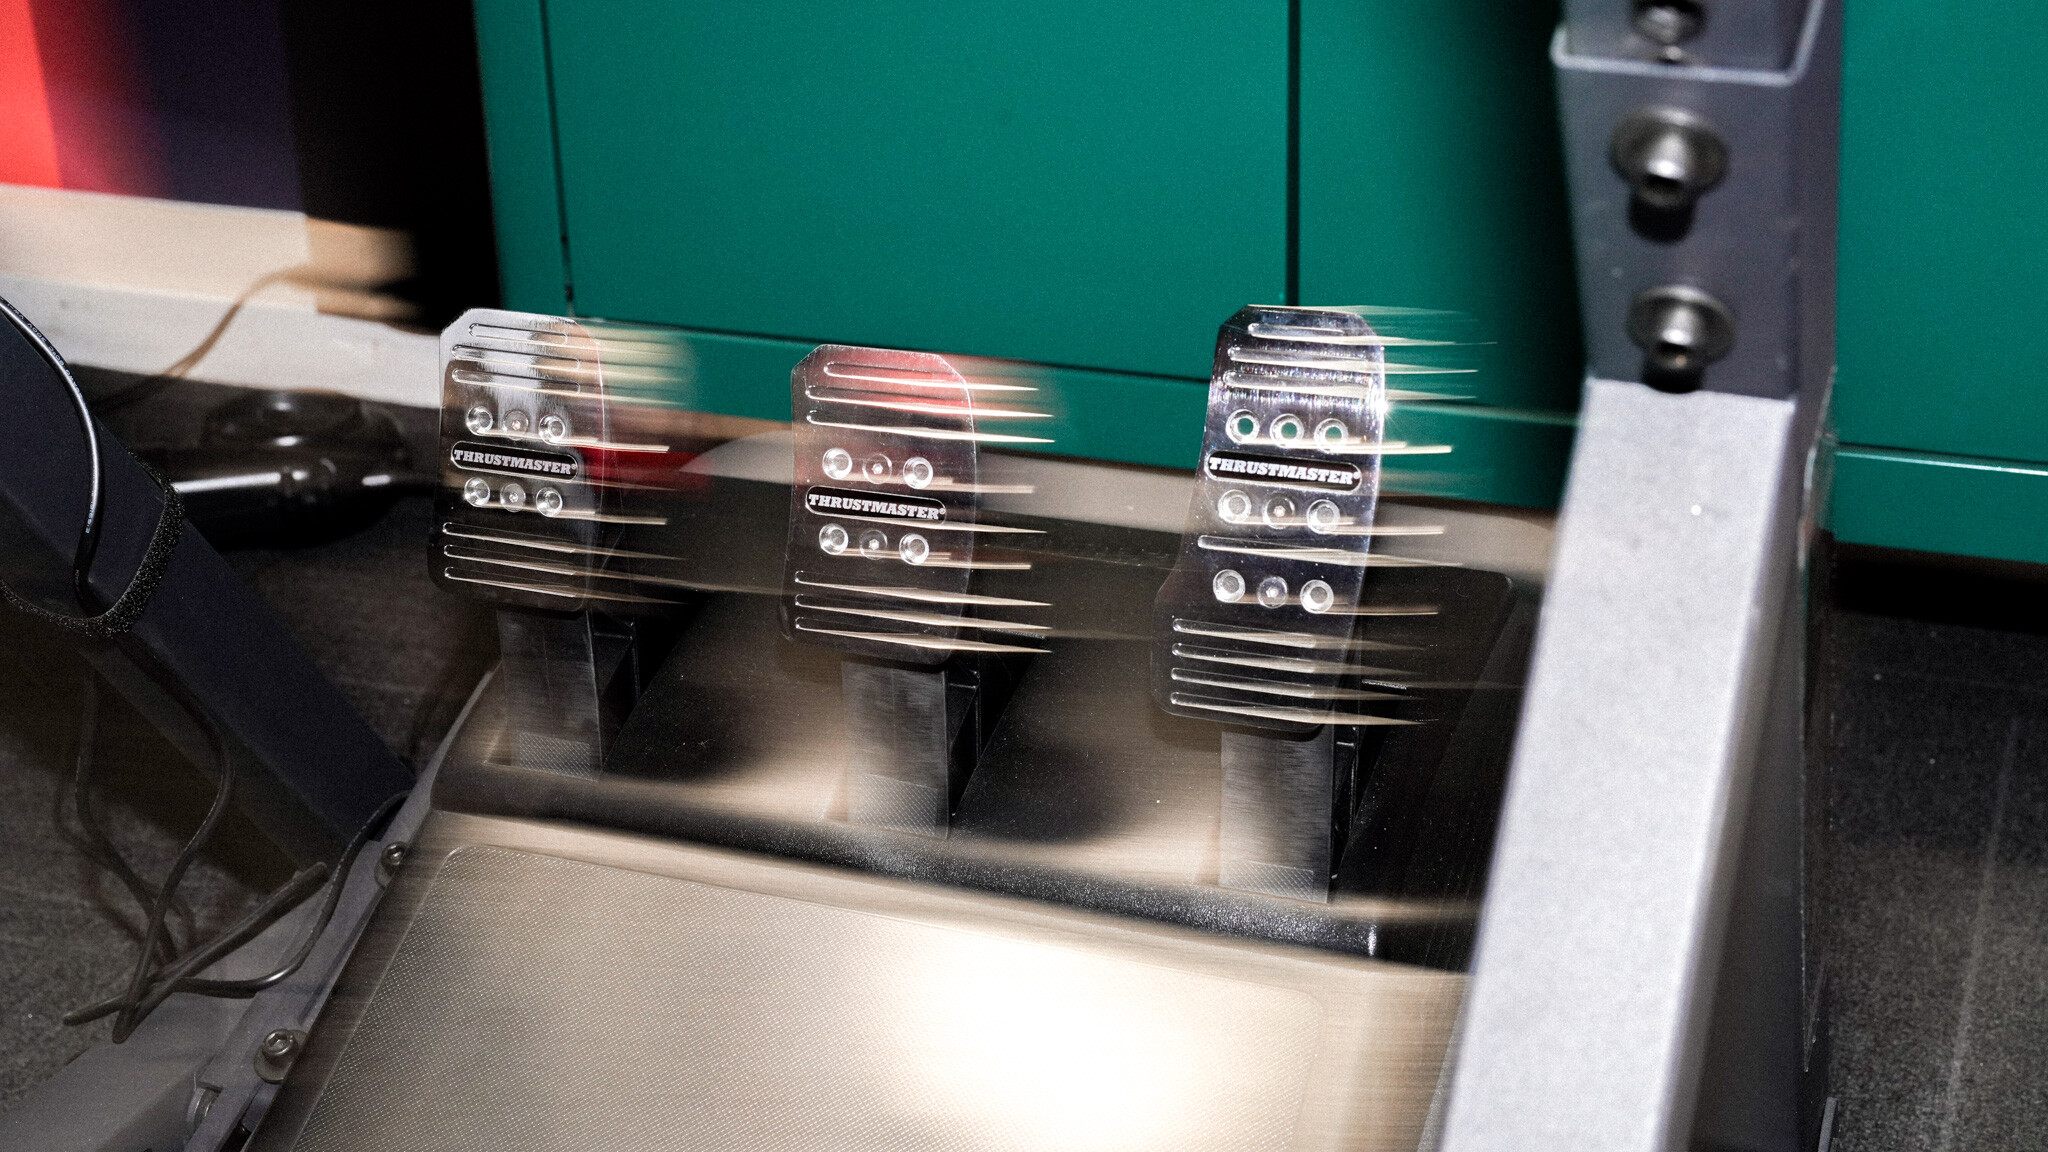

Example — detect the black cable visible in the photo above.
[0,295,104,616]
[0,296,380,1042]
[53,669,189,962]
[169,791,403,998]
[107,703,237,1042]
[63,792,403,1027]
[62,863,328,1027]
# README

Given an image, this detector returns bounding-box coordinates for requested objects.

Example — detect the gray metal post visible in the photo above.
[1441,2,1837,1149]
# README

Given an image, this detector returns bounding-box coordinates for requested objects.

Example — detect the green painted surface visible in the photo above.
[1825,0,2048,562]
[542,1,1287,381]
[1832,447,2048,565]
[471,0,569,315]
[1298,0,1582,415]
[1837,1,2048,465]
[472,2,1581,509]
[1380,403,1575,509]
[666,327,1574,507]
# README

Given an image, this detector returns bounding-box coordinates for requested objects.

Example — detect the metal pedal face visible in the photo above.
[780,345,1049,667]
[1151,306,1409,733]
[430,309,673,613]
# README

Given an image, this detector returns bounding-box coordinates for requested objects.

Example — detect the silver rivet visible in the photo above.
[1301,579,1335,615]
[1213,569,1247,603]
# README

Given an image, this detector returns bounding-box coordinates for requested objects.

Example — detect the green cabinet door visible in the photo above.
[1296,0,1581,506]
[1824,0,2048,564]
[542,1,1288,381]
[1837,0,2048,465]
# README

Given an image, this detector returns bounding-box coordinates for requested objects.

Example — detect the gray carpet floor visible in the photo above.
[1818,603,2048,1151]
[0,620,289,1107]
[0,493,491,1112]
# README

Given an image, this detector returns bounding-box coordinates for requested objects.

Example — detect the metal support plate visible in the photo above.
[1440,379,1807,1152]
[1552,0,1838,398]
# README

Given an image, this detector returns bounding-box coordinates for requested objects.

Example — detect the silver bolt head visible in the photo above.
[1627,285,1736,380]
[1633,1,1703,46]
[376,841,409,886]
[1609,107,1727,211]
[1212,569,1246,603]
[1256,576,1289,609]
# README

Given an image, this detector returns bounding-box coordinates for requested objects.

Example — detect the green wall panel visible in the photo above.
[1833,447,2048,566]
[1837,1,2048,464]
[475,1,1579,509]
[472,0,569,315]
[543,1,1287,381]
[666,327,1573,508]
[1298,0,1582,415]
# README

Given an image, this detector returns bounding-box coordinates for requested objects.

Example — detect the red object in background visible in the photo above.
[27,0,166,197]
[0,0,62,186]
[583,444,711,494]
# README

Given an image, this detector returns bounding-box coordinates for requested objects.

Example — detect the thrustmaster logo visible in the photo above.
[805,486,946,523]
[449,440,578,478]
[1205,450,1361,492]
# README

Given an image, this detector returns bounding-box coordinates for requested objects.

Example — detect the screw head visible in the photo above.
[254,1028,308,1084]
[261,1030,297,1058]
[1256,576,1290,609]
[1633,0,1704,46]
[376,841,409,886]
[1609,107,1728,212]
[1627,285,1736,387]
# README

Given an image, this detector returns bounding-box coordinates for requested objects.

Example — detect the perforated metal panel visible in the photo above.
[260,815,1459,1152]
